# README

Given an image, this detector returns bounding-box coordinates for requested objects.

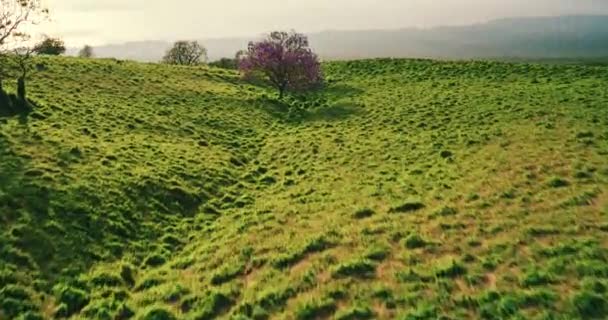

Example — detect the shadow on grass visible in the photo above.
[303,102,363,122]
[0,108,113,283]
[0,130,54,275]
[259,82,366,124]
[0,90,33,124]
[322,83,365,99]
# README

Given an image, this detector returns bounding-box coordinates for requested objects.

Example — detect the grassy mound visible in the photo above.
[0,56,607,319]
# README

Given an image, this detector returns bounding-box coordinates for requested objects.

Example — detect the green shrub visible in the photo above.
[191,291,233,320]
[0,269,17,287]
[257,287,297,312]
[572,291,608,318]
[440,150,453,158]
[335,305,374,320]
[403,234,427,249]
[353,208,375,219]
[435,260,467,278]
[1,297,36,319]
[519,289,558,308]
[160,234,183,248]
[582,279,607,294]
[389,201,425,213]
[272,236,332,269]
[164,284,190,303]
[576,131,594,139]
[562,189,600,207]
[364,246,390,261]
[574,170,593,179]
[332,260,376,278]
[120,264,136,287]
[251,305,270,320]
[396,269,433,283]
[303,236,333,254]
[295,298,336,320]
[81,300,115,320]
[53,303,69,318]
[0,285,30,300]
[136,278,164,291]
[53,284,90,317]
[259,175,277,185]
[143,254,167,267]
[547,177,570,188]
[209,58,238,70]
[139,306,176,320]
[116,303,135,319]
[14,311,44,320]
[434,206,458,217]
[576,260,608,278]
[210,263,245,285]
[526,226,559,237]
[497,296,519,317]
[403,303,437,319]
[90,272,123,287]
[272,251,304,269]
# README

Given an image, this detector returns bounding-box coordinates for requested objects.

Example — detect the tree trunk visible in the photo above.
[0,77,10,116]
[17,77,26,102]
[278,83,287,100]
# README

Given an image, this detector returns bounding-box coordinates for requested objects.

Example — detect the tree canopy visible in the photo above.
[162,41,207,65]
[78,45,94,58]
[0,0,48,99]
[33,36,66,55]
[239,31,322,99]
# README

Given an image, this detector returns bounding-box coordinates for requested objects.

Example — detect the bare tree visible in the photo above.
[12,46,33,102]
[0,0,48,46]
[0,0,48,92]
[78,45,94,58]
[162,41,207,65]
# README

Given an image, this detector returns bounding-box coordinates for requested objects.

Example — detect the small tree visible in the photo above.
[0,0,48,93]
[12,46,33,103]
[209,50,247,70]
[239,31,322,99]
[33,36,66,55]
[78,45,94,58]
[209,58,238,70]
[162,41,207,65]
[0,47,34,114]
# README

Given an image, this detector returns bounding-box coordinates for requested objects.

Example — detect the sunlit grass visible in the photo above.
[0,56,607,319]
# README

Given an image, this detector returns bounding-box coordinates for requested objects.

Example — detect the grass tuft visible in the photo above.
[389,201,425,213]
[332,260,376,279]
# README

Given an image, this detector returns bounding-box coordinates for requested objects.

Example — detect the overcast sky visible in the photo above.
[44,0,608,46]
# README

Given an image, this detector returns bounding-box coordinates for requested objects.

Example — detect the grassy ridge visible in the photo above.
[0,57,607,319]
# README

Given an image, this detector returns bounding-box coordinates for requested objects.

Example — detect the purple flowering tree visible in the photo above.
[239,31,322,99]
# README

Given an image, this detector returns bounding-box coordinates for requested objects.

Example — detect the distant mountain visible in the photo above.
[69,15,608,62]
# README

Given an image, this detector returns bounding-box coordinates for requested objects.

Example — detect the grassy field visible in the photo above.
[0,56,607,319]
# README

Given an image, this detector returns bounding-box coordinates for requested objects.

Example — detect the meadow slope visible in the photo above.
[1,57,607,320]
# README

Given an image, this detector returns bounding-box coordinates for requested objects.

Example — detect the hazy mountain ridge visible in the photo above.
[68,15,608,61]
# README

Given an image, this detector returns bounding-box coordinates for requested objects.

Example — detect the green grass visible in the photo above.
[0,56,607,319]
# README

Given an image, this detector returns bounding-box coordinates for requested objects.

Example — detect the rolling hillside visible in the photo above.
[1,57,607,319]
